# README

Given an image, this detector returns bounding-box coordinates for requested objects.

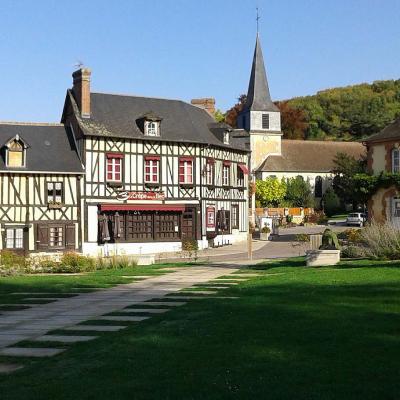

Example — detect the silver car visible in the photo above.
[346,213,366,227]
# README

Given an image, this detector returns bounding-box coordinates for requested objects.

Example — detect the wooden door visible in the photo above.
[181,208,195,239]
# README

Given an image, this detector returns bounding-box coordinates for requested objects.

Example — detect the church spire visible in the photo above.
[243,34,279,113]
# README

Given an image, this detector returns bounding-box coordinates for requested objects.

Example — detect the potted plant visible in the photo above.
[48,200,63,209]
[306,228,341,267]
[260,224,271,241]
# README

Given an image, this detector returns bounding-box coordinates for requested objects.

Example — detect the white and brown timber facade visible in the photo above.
[0,68,249,256]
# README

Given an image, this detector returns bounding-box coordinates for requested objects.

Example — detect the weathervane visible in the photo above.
[256,6,260,33]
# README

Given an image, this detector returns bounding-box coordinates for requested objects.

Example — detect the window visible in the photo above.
[231,205,239,229]
[217,209,230,233]
[314,176,323,198]
[47,182,63,204]
[144,157,160,184]
[262,113,270,130]
[237,165,245,187]
[206,206,215,228]
[5,228,23,249]
[145,121,160,136]
[179,158,193,185]
[222,162,231,186]
[393,149,400,173]
[106,153,123,182]
[205,158,214,186]
[6,139,25,168]
[223,131,230,144]
[49,226,64,248]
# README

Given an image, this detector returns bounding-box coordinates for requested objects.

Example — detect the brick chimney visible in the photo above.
[72,68,91,118]
[191,98,215,116]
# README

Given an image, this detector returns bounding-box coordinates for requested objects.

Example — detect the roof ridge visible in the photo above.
[0,121,64,127]
[92,91,186,103]
[282,139,362,145]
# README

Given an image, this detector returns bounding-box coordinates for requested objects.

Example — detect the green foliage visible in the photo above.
[60,252,96,272]
[0,250,26,268]
[213,109,226,123]
[352,172,400,202]
[323,187,341,217]
[255,178,286,207]
[285,176,314,207]
[182,238,199,252]
[288,80,400,140]
[332,152,367,206]
[320,228,340,250]
[341,245,366,259]
[261,224,271,234]
[295,233,310,242]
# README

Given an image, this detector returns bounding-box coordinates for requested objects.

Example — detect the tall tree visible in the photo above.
[285,176,314,207]
[276,101,309,139]
[225,94,247,128]
[255,178,286,207]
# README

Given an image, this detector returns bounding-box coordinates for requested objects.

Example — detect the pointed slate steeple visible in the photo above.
[243,34,279,113]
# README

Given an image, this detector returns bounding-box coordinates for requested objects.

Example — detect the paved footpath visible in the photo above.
[0,266,237,349]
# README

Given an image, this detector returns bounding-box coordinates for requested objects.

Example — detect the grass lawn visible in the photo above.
[328,213,349,220]
[1,258,400,399]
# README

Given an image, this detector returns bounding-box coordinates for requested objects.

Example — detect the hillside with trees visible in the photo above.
[223,79,400,141]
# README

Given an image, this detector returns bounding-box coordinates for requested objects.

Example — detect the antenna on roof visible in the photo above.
[74,60,84,70]
[256,6,260,34]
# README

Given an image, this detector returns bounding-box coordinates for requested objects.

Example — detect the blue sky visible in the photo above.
[0,0,399,122]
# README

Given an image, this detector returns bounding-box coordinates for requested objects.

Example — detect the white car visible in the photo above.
[346,213,366,227]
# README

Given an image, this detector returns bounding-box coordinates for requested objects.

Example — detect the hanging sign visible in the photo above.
[116,191,165,201]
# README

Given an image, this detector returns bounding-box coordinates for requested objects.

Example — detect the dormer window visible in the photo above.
[5,135,28,168]
[145,120,160,137]
[223,131,230,145]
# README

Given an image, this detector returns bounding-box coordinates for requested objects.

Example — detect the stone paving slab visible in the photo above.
[63,325,127,332]
[97,316,150,322]
[0,347,65,357]
[117,308,169,314]
[0,363,24,373]
[121,275,152,279]
[33,335,98,343]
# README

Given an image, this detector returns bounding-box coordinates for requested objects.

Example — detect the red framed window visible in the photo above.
[179,157,193,184]
[106,153,123,182]
[144,156,160,184]
[206,206,215,228]
[205,158,214,186]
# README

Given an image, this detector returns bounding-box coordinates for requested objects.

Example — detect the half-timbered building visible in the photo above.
[0,123,83,254]
[60,68,249,256]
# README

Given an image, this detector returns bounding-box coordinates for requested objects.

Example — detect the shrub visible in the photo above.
[182,238,199,252]
[0,250,26,268]
[361,220,400,260]
[338,228,363,243]
[320,228,340,250]
[108,255,137,269]
[306,211,327,225]
[261,224,271,234]
[341,246,366,259]
[60,252,96,272]
[323,188,341,217]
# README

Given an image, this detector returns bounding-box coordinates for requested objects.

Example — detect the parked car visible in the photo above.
[346,213,366,227]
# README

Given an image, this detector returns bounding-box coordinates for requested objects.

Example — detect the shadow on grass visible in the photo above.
[1,269,400,400]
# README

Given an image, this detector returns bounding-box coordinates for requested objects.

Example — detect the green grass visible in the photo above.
[1,258,400,399]
[329,213,348,220]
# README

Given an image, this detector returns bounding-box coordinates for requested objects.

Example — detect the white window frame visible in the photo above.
[205,160,214,186]
[222,164,230,186]
[5,227,24,249]
[47,182,63,203]
[6,139,26,168]
[49,225,64,248]
[392,148,400,173]
[106,156,122,182]
[223,131,230,144]
[145,121,160,136]
[144,159,160,184]
[179,159,193,185]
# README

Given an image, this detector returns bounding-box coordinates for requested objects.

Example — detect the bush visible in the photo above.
[341,246,366,259]
[306,211,327,224]
[361,220,400,260]
[323,188,341,217]
[0,250,26,268]
[320,228,340,250]
[338,228,363,243]
[182,238,199,252]
[261,224,271,234]
[60,252,96,272]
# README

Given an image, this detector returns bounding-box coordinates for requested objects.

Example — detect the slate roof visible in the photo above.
[241,34,279,113]
[0,123,83,173]
[259,140,366,172]
[364,117,400,142]
[68,91,248,152]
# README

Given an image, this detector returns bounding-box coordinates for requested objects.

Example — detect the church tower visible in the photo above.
[237,34,282,172]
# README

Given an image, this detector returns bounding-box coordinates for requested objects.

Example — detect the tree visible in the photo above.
[323,187,341,217]
[225,94,247,128]
[276,101,309,139]
[255,178,286,207]
[213,109,226,123]
[332,152,366,207]
[285,176,314,207]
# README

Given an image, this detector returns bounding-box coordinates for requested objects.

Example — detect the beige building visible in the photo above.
[364,117,400,223]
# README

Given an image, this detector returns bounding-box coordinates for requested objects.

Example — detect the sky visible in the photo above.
[0,0,399,122]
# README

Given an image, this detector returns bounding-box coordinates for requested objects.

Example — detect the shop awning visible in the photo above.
[100,204,186,212]
[238,163,249,174]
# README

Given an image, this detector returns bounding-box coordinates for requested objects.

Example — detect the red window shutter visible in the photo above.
[145,156,160,161]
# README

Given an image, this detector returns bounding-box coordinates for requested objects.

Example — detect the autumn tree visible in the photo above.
[255,178,286,207]
[276,101,309,139]
[225,94,247,128]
